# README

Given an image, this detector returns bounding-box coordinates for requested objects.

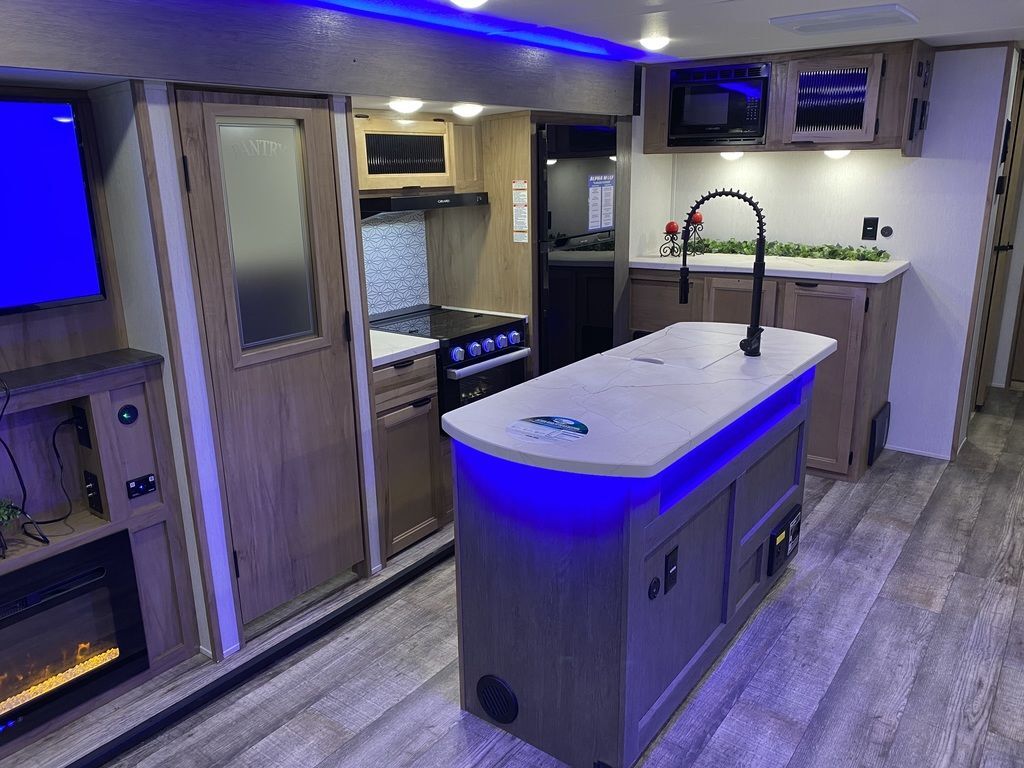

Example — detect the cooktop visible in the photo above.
[369,305,519,342]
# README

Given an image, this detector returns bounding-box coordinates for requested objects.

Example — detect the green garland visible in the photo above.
[697,238,890,262]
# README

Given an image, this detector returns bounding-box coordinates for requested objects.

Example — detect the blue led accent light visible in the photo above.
[0,100,103,315]
[308,0,644,59]
[451,369,814,530]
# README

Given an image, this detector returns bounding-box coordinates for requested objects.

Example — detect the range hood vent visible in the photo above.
[360,191,489,219]
[770,4,918,35]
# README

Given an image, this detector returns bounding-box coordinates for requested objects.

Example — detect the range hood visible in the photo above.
[360,191,489,219]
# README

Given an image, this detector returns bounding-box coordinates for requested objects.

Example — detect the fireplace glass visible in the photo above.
[0,530,147,745]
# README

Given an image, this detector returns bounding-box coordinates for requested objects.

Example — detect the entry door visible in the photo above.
[176,90,363,624]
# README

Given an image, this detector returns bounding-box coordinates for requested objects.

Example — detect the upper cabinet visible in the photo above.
[353,110,484,193]
[644,40,935,156]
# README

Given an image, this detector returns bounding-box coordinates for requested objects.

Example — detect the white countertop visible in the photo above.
[631,252,909,284]
[442,322,836,478]
[370,330,438,368]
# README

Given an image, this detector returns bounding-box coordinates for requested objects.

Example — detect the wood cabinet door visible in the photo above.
[704,277,778,327]
[176,90,364,624]
[629,272,704,333]
[377,397,442,557]
[782,53,885,144]
[781,281,866,473]
[353,113,454,191]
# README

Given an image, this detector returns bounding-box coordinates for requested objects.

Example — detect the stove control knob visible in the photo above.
[495,333,509,349]
[508,330,522,346]
[482,337,496,353]
[450,346,466,363]
[468,341,483,358]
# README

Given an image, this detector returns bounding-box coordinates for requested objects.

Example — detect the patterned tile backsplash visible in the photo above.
[361,212,430,315]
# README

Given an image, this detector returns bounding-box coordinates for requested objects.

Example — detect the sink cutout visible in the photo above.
[633,357,665,365]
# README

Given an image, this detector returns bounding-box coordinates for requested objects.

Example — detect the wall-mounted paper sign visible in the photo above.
[587,174,615,232]
[512,179,529,244]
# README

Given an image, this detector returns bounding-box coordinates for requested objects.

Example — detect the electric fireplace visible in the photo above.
[0,530,147,744]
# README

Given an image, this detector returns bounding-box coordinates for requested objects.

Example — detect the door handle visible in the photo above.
[447,348,531,380]
[411,397,432,409]
[795,281,819,288]
[393,359,415,369]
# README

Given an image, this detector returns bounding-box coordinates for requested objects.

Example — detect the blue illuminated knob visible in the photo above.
[508,330,522,346]
[450,346,466,363]
[496,333,508,349]
[482,337,496,353]
[468,341,483,358]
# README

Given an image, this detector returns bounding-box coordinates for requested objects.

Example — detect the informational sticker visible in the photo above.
[587,174,615,232]
[512,179,529,243]
[507,416,589,443]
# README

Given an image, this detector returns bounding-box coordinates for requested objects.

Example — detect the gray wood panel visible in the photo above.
[0,0,634,116]
[26,388,1024,768]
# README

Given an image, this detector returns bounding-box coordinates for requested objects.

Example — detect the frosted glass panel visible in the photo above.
[217,118,317,348]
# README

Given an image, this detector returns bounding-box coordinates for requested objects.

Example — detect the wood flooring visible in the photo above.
[105,389,1024,767]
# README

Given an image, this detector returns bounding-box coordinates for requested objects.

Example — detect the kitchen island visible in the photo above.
[442,322,835,768]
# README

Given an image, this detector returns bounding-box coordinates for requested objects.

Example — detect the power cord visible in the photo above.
[26,417,78,529]
[0,375,49,546]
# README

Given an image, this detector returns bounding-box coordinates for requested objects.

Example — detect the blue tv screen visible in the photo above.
[0,100,103,314]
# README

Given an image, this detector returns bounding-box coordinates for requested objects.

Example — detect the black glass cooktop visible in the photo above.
[369,305,518,342]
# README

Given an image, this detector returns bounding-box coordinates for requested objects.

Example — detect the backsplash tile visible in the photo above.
[361,211,430,315]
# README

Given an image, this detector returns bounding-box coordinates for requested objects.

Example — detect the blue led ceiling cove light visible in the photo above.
[308,0,643,59]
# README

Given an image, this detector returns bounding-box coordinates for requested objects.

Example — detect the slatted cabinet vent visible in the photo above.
[794,67,870,133]
[364,133,447,176]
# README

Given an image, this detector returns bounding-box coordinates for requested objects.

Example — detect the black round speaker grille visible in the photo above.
[476,675,519,724]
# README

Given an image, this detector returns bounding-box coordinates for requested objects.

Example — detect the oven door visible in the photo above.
[441,348,530,414]
[668,80,768,144]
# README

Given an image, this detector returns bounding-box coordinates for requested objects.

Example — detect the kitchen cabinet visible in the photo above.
[643,40,934,157]
[782,53,885,145]
[373,355,444,557]
[780,281,865,473]
[628,268,903,481]
[704,276,778,327]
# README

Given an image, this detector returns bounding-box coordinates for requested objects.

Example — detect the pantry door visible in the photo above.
[176,89,363,624]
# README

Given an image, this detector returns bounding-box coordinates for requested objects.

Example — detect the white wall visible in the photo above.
[630,46,1009,460]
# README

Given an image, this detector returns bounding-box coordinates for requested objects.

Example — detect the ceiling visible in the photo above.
[416,0,1024,61]
[350,96,526,116]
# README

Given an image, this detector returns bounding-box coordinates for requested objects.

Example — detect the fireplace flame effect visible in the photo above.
[0,644,120,717]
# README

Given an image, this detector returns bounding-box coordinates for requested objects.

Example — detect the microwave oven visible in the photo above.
[667,63,771,146]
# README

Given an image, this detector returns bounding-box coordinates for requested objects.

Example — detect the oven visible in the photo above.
[441,346,529,415]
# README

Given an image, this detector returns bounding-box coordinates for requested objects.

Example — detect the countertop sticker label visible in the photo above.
[512,179,529,244]
[507,416,589,443]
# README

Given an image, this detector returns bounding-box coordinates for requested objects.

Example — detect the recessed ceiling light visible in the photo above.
[609,155,617,162]
[720,151,745,161]
[824,149,852,159]
[53,116,75,124]
[639,36,671,51]
[451,0,488,8]
[452,103,484,118]
[388,98,424,114]
[546,159,558,166]
[770,4,918,35]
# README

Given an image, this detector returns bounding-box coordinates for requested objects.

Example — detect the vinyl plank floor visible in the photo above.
[92,388,1024,768]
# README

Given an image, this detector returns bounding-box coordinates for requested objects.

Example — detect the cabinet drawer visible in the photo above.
[373,355,437,414]
[630,274,704,332]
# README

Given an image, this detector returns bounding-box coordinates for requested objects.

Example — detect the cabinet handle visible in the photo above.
[393,360,415,370]
[795,281,819,288]
[411,397,432,409]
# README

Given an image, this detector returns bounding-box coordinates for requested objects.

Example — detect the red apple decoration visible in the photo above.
[665,220,680,234]
[691,211,704,225]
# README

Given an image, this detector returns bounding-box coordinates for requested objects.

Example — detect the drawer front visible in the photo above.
[373,354,438,413]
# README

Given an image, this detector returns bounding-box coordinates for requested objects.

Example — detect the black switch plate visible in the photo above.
[664,546,679,593]
[862,216,879,241]
[126,473,158,500]
[72,405,92,449]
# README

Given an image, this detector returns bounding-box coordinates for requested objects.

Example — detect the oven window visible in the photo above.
[447,360,526,412]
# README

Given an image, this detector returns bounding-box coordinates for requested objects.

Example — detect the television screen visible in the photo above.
[0,99,103,315]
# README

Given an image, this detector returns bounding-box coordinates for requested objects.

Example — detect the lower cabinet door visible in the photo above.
[704,276,778,327]
[377,396,442,557]
[781,281,866,473]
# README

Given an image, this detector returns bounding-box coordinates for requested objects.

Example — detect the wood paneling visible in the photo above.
[426,112,535,318]
[0,0,633,116]
[176,89,364,624]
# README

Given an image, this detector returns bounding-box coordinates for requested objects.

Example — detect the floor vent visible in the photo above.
[477,675,519,724]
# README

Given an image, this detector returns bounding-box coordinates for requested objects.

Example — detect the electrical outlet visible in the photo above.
[83,470,102,515]
[862,217,879,241]
[72,405,91,449]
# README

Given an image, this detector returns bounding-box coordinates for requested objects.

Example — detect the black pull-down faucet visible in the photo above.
[678,188,767,357]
